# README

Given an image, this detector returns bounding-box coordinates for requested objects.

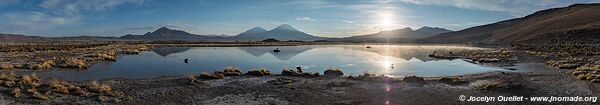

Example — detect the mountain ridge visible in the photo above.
[421,3,600,44]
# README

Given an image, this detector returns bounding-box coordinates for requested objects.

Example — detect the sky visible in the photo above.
[0,0,599,38]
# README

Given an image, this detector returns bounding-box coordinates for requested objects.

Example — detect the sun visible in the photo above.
[378,11,395,30]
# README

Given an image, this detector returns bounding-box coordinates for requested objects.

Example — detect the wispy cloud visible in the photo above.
[125,21,189,30]
[1,0,149,32]
[296,17,317,21]
[341,20,355,24]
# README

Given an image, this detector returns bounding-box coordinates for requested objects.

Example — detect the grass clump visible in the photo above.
[222,66,242,76]
[31,91,50,100]
[187,76,201,84]
[49,80,71,94]
[437,77,468,85]
[199,72,224,79]
[245,68,271,76]
[324,68,343,76]
[11,88,21,98]
[88,81,112,94]
[1,64,14,70]
[573,64,600,82]
[28,60,55,70]
[59,58,88,69]
[21,74,41,88]
[475,80,521,90]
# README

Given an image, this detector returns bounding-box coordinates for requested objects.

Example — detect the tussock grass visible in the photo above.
[88,80,112,94]
[59,58,88,69]
[0,64,14,70]
[187,76,200,84]
[199,72,224,79]
[324,68,343,76]
[222,66,242,76]
[245,68,271,76]
[11,88,21,98]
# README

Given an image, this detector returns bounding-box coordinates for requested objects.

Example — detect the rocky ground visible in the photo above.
[0,43,599,105]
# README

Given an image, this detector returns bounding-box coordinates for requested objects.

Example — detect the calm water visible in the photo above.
[32,45,514,81]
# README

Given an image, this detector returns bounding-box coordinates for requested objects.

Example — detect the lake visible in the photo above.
[30,45,513,81]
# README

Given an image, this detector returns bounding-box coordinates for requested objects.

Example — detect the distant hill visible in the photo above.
[0,33,47,42]
[234,24,324,40]
[120,27,209,40]
[415,26,453,35]
[329,26,452,42]
[421,3,600,44]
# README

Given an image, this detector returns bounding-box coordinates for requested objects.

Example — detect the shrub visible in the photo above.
[32,60,55,70]
[222,66,242,76]
[187,76,200,84]
[281,68,299,76]
[59,58,88,69]
[245,68,271,76]
[88,81,112,94]
[0,64,14,70]
[577,74,588,80]
[11,88,21,98]
[324,68,343,76]
[70,86,88,97]
[49,80,70,94]
[32,91,49,100]
[199,72,224,79]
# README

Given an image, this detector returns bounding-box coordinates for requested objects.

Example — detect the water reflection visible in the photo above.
[237,46,313,60]
[151,47,191,57]
[31,45,515,81]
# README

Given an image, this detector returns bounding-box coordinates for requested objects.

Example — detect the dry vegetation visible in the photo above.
[514,44,600,82]
[0,42,154,71]
[0,73,125,102]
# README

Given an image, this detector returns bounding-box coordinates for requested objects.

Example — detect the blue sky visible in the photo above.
[0,0,598,37]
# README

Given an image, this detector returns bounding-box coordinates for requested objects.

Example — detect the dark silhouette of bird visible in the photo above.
[184,59,188,63]
[273,48,281,53]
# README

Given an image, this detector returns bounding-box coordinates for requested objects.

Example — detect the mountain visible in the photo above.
[422,3,600,44]
[415,26,453,35]
[0,33,47,42]
[120,27,207,40]
[236,26,268,38]
[330,26,452,42]
[234,24,323,40]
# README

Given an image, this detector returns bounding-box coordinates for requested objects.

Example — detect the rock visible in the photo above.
[268,78,296,85]
[437,77,468,85]
[530,78,537,81]
[324,68,343,76]
[558,63,582,69]
[403,76,425,83]
[282,68,319,78]
[477,58,501,62]
[282,68,300,76]
[591,79,600,83]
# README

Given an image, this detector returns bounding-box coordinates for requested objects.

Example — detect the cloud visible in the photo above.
[125,21,189,30]
[2,11,79,31]
[1,0,149,32]
[341,20,355,24]
[394,0,599,16]
[296,17,317,21]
